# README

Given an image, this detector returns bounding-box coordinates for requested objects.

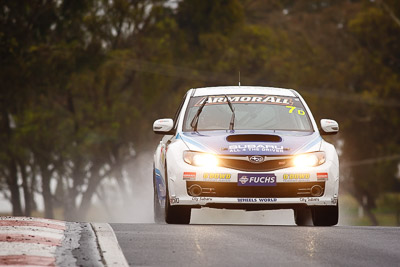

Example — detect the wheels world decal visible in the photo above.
[237,198,277,202]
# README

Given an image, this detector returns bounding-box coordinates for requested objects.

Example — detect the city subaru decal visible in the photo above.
[238,173,276,186]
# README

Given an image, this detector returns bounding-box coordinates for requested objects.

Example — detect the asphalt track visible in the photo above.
[112,223,400,267]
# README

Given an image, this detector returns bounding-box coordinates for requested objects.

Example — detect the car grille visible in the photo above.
[186,181,325,198]
[218,155,293,172]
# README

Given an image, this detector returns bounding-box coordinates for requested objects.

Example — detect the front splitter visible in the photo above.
[171,196,337,207]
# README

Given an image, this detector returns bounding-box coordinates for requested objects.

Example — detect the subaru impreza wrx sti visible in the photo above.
[153,86,339,225]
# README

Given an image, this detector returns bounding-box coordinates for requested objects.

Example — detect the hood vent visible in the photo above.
[226,134,282,142]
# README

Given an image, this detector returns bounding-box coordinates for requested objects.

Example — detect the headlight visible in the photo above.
[183,151,219,167]
[293,152,326,167]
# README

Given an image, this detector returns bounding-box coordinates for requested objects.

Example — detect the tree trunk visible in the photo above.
[364,205,379,226]
[18,160,32,216]
[39,163,54,219]
[63,178,78,221]
[357,195,378,226]
[1,109,23,215]
[77,174,102,220]
[116,165,131,204]
[77,163,102,220]
[7,158,23,216]
[29,163,37,211]
[64,158,84,221]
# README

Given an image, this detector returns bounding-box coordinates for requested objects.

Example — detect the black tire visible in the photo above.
[153,167,164,224]
[312,204,339,226]
[165,183,191,224]
[294,207,313,226]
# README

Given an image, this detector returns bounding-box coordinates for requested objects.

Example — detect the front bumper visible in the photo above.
[165,154,339,209]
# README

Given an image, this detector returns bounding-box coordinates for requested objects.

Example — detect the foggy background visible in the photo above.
[1,0,400,226]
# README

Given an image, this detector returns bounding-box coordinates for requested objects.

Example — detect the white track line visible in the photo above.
[91,223,129,267]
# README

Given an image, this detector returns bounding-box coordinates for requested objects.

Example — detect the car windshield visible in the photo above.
[183,94,313,132]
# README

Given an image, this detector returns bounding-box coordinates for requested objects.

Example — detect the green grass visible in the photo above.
[339,192,400,226]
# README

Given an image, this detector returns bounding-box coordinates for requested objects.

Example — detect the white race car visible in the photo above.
[153,86,339,225]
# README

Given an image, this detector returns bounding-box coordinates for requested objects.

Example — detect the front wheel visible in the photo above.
[294,207,313,226]
[312,204,339,226]
[165,191,191,224]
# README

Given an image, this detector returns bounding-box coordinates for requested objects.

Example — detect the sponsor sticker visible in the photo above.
[192,197,213,202]
[238,173,276,186]
[183,172,196,180]
[229,144,284,153]
[237,198,277,203]
[317,172,328,181]
[259,198,278,202]
[283,173,310,181]
[285,106,306,116]
[170,197,180,204]
[195,95,294,106]
[300,197,320,202]
[203,173,231,181]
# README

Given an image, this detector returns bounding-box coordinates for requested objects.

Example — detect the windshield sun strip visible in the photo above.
[182,94,313,132]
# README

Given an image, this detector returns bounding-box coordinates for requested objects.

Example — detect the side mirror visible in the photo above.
[320,119,339,135]
[153,118,174,134]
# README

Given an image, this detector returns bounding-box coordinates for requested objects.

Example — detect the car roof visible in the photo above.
[191,86,297,97]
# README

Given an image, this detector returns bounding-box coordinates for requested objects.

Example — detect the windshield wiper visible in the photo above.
[225,94,235,131]
[190,95,235,132]
[190,96,208,132]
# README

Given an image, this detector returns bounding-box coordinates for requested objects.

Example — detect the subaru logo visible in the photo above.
[249,155,264,164]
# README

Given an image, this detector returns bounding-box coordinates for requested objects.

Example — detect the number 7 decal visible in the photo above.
[286,106,305,115]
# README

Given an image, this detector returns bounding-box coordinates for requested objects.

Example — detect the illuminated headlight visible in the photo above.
[293,152,326,167]
[183,151,219,167]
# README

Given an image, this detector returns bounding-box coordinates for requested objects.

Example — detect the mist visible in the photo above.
[89,151,155,223]
[92,150,300,225]
[89,149,355,226]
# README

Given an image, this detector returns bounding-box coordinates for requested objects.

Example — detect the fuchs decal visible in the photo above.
[238,173,276,186]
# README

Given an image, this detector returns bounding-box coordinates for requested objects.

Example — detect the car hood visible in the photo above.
[176,130,322,156]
